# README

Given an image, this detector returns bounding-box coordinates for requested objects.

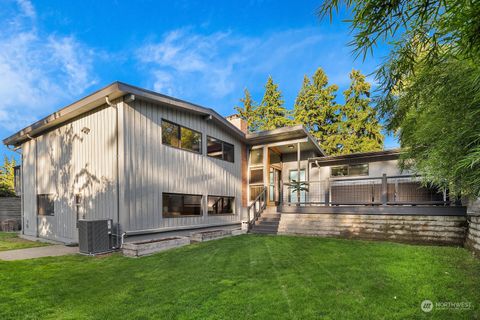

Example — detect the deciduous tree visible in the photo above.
[318,0,480,196]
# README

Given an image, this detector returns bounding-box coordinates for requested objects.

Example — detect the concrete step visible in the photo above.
[255,221,280,227]
[257,217,281,222]
[252,225,279,232]
[260,213,281,218]
[264,206,279,214]
[251,229,278,235]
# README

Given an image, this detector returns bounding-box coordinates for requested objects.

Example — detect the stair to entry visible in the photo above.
[251,207,280,235]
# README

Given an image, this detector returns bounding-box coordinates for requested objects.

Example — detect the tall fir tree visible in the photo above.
[336,70,383,155]
[234,88,258,133]
[293,68,340,155]
[256,76,290,131]
[0,156,16,197]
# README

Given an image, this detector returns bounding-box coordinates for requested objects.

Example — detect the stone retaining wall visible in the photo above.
[277,213,467,246]
[466,199,480,255]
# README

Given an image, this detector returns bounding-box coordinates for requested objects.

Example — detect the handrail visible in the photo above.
[246,187,267,231]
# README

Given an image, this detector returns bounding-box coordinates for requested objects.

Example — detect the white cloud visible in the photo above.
[135,27,375,110]
[16,0,36,19]
[138,29,256,98]
[0,0,96,132]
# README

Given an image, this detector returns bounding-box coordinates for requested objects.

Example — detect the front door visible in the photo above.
[268,167,282,206]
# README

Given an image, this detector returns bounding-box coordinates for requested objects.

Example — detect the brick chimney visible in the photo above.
[226,114,248,134]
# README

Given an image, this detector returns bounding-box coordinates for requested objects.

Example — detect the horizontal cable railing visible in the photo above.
[282,175,451,207]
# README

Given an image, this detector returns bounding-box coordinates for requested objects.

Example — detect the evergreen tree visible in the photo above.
[336,70,383,154]
[293,68,340,155]
[234,88,258,133]
[256,76,290,131]
[0,156,16,197]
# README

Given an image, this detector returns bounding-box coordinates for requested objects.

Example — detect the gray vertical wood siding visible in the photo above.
[21,105,118,243]
[121,98,243,232]
[20,96,243,242]
[22,139,37,236]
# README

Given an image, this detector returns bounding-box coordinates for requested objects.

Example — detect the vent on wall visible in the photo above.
[78,219,112,254]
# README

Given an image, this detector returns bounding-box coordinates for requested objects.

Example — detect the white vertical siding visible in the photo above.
[22,105,118,243]
[22,139,37,236]
[122,99,243,232]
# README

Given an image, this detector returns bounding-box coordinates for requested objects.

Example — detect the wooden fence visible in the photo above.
[0,197,21,231]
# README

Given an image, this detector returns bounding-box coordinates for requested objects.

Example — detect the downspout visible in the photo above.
[105,96,121,249]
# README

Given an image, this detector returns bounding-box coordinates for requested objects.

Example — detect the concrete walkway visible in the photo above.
[0,245,78,261]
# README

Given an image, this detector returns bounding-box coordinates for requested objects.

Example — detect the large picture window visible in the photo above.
[208,196,234,215]
[162,193,203,218]
[331,163,369,177]
[207,136,234,162]
[162,119,202,154]
[37,194,54,216]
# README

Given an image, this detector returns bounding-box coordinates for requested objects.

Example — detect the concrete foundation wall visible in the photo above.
[277,213,467,246]
[466,199,480,255]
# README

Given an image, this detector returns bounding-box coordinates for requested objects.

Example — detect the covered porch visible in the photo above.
[244,132,466,227]
[246,125,324,208]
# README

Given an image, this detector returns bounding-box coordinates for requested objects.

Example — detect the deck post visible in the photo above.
[381,173,388,205]
[297,142,301,205]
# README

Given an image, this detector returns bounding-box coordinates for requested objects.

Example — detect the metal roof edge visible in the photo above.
[3,81,248,146]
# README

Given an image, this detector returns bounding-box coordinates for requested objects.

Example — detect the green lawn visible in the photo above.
[0,235,479,319]
[0,232,49,251]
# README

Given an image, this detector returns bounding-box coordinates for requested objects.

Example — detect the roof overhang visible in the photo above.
[246,125,326,156]
[3,81,247,147]
[309,149,402,167]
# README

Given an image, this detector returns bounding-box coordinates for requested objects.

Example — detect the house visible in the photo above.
[3,82,464,246]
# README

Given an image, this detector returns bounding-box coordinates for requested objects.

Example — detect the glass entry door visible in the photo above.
[289,169,306,204]
[268,167,282,205]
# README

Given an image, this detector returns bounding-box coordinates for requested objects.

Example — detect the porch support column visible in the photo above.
[381,173,388,205]
[297,142,301,204]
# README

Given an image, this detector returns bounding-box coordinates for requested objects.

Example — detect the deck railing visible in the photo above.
[282,175,451,206]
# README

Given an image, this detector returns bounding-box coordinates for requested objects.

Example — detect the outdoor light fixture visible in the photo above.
[288,145,294,149]
[81,127,90,135]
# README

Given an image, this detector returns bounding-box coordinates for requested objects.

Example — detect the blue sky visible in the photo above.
[0,0,398,160]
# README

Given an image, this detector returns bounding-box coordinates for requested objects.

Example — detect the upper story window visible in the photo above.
[331,163,369,177]
[207,136,234,163]
[162,119,202,154]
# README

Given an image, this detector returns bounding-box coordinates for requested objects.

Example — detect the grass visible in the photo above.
[0,232,49,251]
[0,235,479,319]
